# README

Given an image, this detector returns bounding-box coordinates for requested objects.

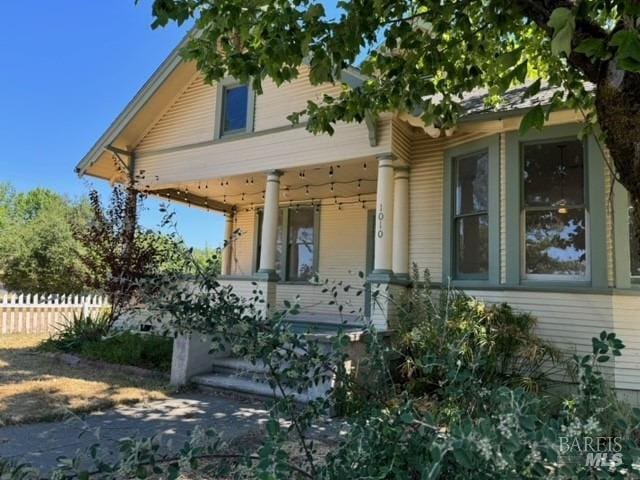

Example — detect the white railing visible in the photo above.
[0,293,109,334]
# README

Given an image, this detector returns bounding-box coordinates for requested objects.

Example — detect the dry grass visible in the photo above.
[0,333,169,426]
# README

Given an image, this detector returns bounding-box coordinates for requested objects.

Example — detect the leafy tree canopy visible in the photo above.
[145,0,640,249]
[0,185,91,294]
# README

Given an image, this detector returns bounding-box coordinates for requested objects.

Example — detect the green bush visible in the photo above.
[20,264,640,478]
[78,331,173,372]
[39,310,172,371]
[391,269,568,414]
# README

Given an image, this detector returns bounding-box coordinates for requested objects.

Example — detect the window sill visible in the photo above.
[449,279,493,289]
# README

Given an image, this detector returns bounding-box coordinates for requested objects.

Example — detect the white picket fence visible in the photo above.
[0,293,109,334]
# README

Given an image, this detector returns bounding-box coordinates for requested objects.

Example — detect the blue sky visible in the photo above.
[0,1,223,248]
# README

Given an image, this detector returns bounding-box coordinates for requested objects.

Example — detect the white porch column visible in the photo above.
[392,165,410,280]
[372,154,395,277]
[255,170,281,315]
[221,212,234,276]
[258,170,282,276]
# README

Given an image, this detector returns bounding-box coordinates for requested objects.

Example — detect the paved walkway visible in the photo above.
[0,392,271,473]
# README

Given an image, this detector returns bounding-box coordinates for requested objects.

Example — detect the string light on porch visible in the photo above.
[195,178,376,203]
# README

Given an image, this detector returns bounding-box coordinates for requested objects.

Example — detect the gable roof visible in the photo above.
[75,37,367,178]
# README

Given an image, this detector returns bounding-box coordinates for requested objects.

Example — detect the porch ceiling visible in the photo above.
[144,156,378,211]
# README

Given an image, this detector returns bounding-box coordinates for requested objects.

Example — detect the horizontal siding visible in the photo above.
[254,65,343,132]
[464,289,618,379]
[604,160,615,287]
[230,209,256,276]
[391,118,413,165]
[226,200,371,316]
[137,73,216,153]
[612,295,640,390]
[408,131,493,281]
[136,65,352,156]
[500,133,507,284]
[137,121,389,185]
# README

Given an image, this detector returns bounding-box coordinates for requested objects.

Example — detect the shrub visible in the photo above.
[78,331,173,371]
[40,309,111,352]
[18,263,640,479]
[391,269,568,414]
[39,310,172,371]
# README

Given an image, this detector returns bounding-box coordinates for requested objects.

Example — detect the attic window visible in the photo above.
[221,84,249,136]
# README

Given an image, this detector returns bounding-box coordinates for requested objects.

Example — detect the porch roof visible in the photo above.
[148,156,378,212]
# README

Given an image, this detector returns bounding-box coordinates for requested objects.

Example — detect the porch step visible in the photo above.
[210,357,270,376]
[191,372,315,402]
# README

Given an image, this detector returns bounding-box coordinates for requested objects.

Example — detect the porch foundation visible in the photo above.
[170,333,221,386]
[368,282,408,331]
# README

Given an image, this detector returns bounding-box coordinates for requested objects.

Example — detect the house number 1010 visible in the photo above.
[377,207,384,238]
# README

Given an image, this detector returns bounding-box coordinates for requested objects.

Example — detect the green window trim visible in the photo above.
[214,78,255,140]
[504,124,608,288]
[613,181,640,289]
[443,135,500,286]
[253,205,320,282]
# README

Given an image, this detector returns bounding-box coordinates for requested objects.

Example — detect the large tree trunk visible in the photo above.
[595,66,640,261]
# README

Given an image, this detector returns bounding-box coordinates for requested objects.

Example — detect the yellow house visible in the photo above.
[77,37,640,401]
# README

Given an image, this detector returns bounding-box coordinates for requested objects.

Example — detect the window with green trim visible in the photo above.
[521,139,588,280]
[452,150,489,278]
[220,84,250,136]
[256,206,317,281]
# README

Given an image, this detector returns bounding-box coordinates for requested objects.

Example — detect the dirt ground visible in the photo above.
[0,334,169,425]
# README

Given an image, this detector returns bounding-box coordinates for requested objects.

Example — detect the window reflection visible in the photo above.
[522,140,587,278]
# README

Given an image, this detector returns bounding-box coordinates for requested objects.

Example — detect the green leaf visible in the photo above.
[618,57,640,73]
[512,61,528,84]
[400,411,414,424]
[266,418,280,437]
[575,38,607,59]
[519,105,544,135]
[524,78,541,98]
[547,7,575,57]
[497,49,521,69]
[610,30,640,62]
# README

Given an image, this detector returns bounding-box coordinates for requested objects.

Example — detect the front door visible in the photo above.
[364,209,376,319]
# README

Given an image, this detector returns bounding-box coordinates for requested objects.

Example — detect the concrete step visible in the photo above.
[191,372,312,402]
[210,357,270,376]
